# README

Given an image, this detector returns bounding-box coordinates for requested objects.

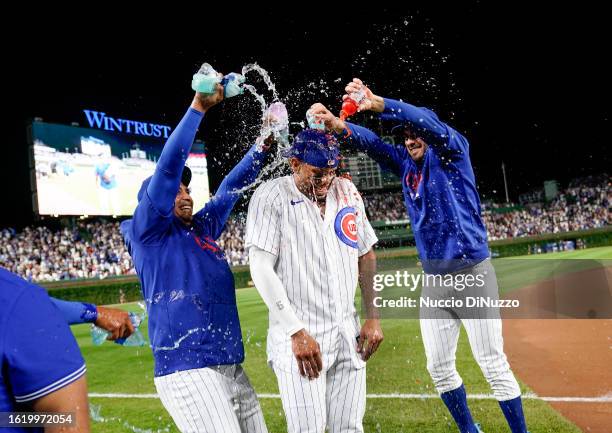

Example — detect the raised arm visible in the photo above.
[343,78,465,151]
[308,102,407,176]
[378,97,452,147]
[193,112,278,239]
[147,88,223,214]
[194,143,269,239]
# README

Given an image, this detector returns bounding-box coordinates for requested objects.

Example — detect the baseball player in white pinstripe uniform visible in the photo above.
[246,129,383,433]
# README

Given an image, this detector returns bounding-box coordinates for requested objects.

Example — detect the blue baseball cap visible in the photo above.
[282,129,341,168]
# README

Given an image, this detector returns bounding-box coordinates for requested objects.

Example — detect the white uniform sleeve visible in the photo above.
[249,246,304,336]
[245,183,282,255]
[355,188,378,257]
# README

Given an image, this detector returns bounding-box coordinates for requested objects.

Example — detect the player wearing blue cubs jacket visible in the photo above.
[120,80,270,433]
[309,78,528,433]
[0,268,90,433]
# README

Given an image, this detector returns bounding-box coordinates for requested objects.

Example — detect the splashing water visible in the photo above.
[169,290,185,302]
[242,63,279,101]
[228,17,452,197]
[220,17,447,198]
[90,404,171,433]
[220,63,334,198]
[211,63,342,198]
[225,93,295,195]
[245,328,255,345]
[243,84,268,113]
[153,327,208,352]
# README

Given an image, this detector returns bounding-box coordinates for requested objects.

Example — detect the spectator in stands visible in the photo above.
[0,177,608,281]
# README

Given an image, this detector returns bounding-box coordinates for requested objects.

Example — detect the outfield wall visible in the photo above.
[44,226,612,304]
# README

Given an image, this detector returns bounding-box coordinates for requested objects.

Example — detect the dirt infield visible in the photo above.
[503,263,611,432]
[504,319,612,432]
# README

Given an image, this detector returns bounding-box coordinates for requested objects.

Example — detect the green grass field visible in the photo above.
[76,246,612,432]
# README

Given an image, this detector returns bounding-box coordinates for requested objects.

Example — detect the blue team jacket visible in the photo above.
[121,108,267,377]
[345,98,489,274]
[0,268,85,433]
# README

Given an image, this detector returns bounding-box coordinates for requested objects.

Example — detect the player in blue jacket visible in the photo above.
[309,78,528,433]
[0,267,90,433]
[119,79,271,433]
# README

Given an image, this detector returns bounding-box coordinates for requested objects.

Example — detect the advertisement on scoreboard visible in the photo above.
[30,114,210,216]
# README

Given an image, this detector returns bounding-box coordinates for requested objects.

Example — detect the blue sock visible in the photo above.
[440,384,478,433]
[499,396,528,433]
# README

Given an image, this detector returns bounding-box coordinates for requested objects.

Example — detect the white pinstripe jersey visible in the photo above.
[245,175,378,370]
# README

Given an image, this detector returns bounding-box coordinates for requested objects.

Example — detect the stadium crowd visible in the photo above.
[0,222,133,282]
[484,182,610,240]
[1,178,609,282]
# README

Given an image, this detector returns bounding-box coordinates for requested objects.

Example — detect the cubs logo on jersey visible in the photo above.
[405,170,422,200]
[193,234,226,259]
[334,206,358,248]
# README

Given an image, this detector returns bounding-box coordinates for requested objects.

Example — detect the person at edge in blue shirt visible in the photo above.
[308,78,529,433]
[119,76,273,433]
[0,267,91,433]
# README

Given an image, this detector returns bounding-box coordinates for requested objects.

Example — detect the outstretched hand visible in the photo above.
[192,73,225,113]
[95,306,135,340]
[343,78,384,113]
[308,103,346,134]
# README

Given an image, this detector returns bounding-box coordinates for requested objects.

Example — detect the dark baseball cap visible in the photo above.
[282,129,340,168]
[137,166,192,202]
[181,166,192,187]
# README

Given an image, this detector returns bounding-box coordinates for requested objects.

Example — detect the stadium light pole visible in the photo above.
[501,161,510,203]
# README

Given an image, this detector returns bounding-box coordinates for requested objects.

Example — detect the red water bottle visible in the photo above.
[339,88,366,121]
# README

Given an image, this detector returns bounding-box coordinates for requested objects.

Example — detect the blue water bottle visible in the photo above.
[221,72,246,98]
[306,109,326,130]
[91,311,146,347]
[192,63,221,94]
